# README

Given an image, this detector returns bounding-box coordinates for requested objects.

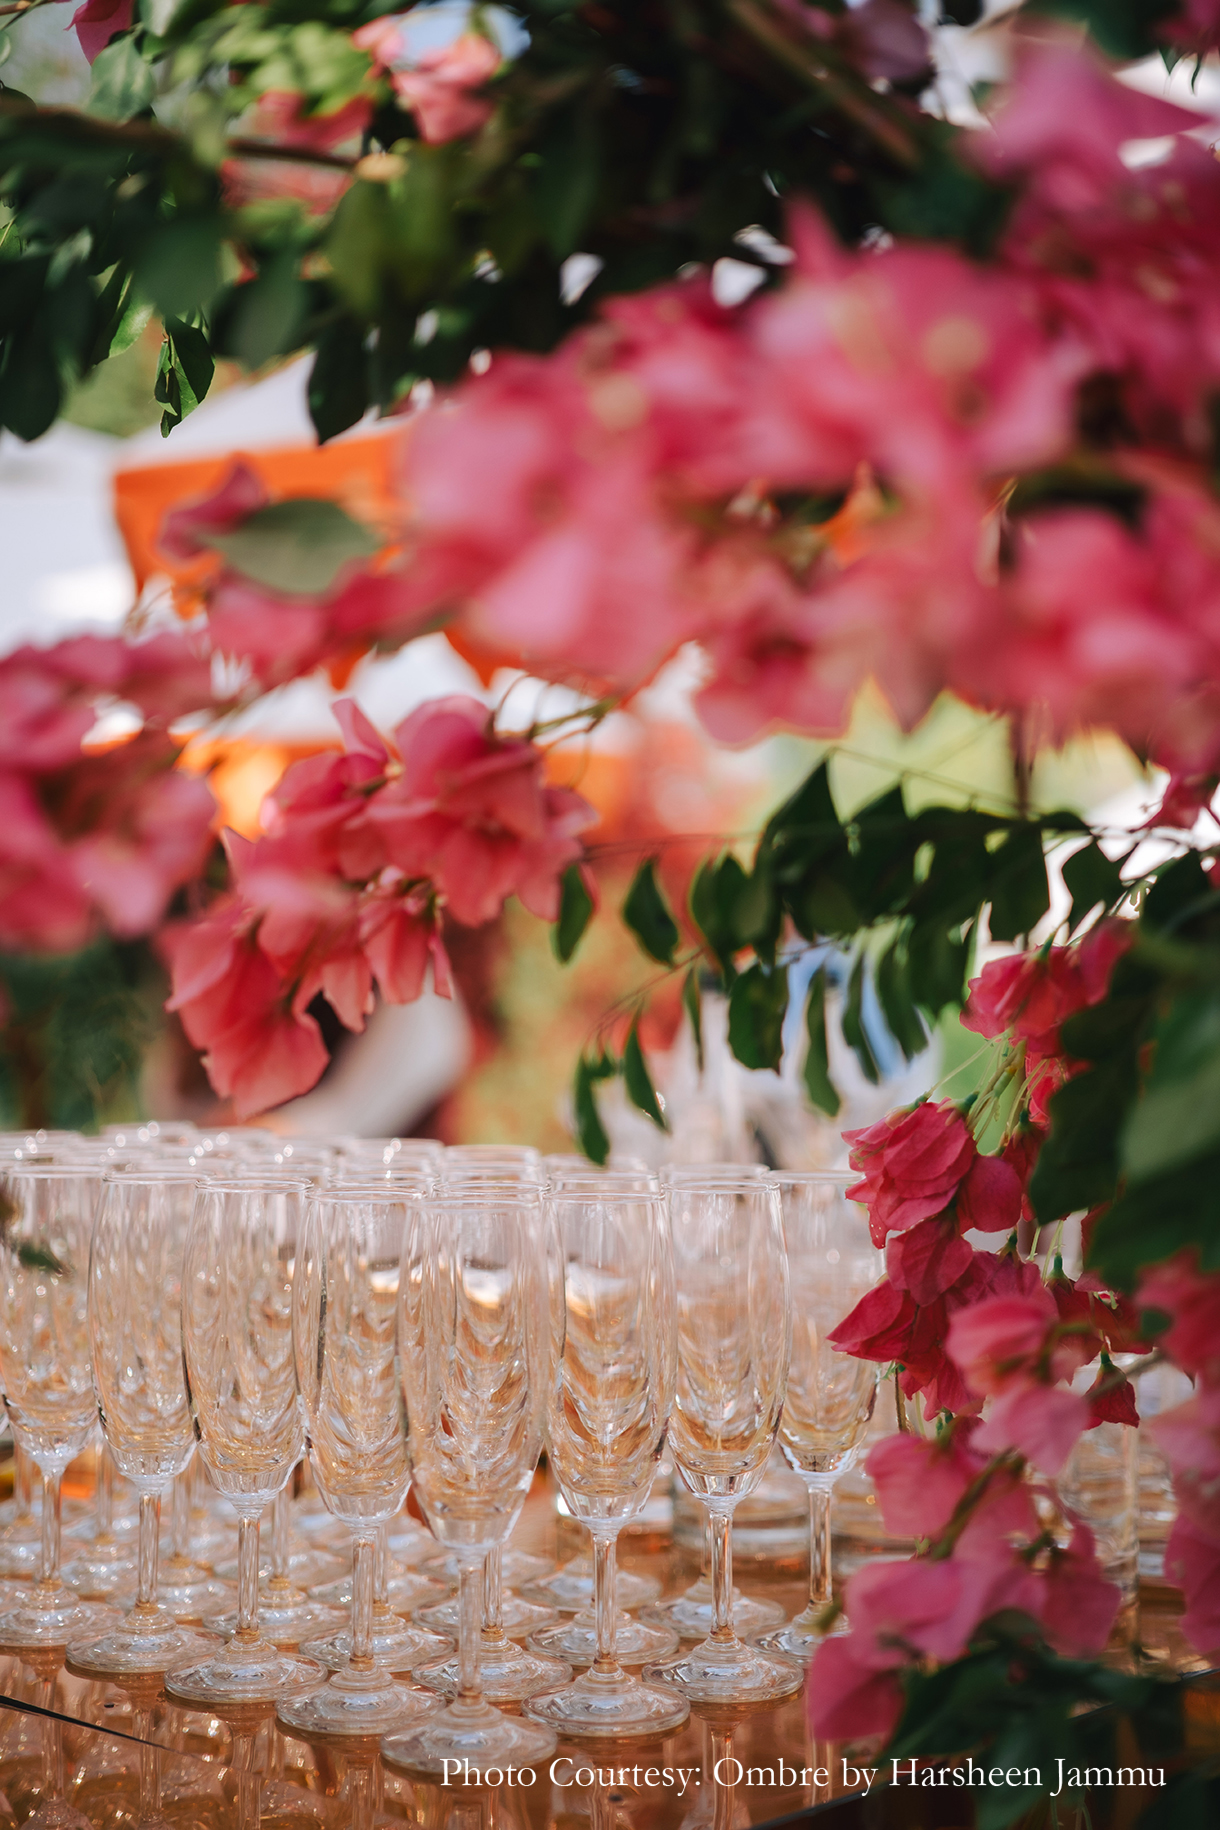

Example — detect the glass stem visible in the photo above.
[711,1728,735,1830]
[137,1491,160,1613]
[807,1482,833,1616]
[350,1762,375,1830]
[374,1523,389,1606]
[136,1709,161,1821]
[15,1442,31,1520]
[591,1528,619,1675]
[270,1488,289,1585]
[482,1545,503,1636]
[171,1471,190,1564]
[350,1535,375,1671]
[456,1559,483,1705]
[236,1513,261,1640]
[708,1506,735,1644]
[96,1441,113,1540]
[39,1468,61,1591]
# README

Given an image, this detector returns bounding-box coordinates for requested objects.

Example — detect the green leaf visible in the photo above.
[136,218,222,321]
[201,498,380,596]
[876,934,928,1061]
[532,105,601,259]
[802,968,840,1118]
[309,321,370,444]
[572,1051,614,1166]
[0,323,61,441]
[623,1023,667,1131]
[1090,1146,1220,1287]
[109,287,152,358]
[89,33,155,121]
[1062,841,1125,934]
[1121,991,1220,1179]
[689,854,747,980]
[228,251,307,373]
[552,865,594,965]
[622,858,679,966]
[907,917,971,1013]
[841,951,880,1084]
[987,824,1050,942]
[17,1242,68,1277]
[727,962,788,1071]
[682,968,704,1075]
[154,315,214,436]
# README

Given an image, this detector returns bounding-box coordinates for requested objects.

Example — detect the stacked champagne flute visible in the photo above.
[0,1126,885,1773]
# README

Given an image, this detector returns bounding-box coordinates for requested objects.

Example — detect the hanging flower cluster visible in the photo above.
[0,634,217,952]
[161,696,594,1116]
[808,925,1153,1740]
[170,43,1220,804]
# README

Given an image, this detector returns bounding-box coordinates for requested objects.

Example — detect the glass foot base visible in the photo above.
[277,1665,438,1739]
[66,1614,217,1679]
[528,1611,678,1667]
[203,1593,345,1648]
[642,1635,804,1705]
[165,1640,325,1706]
[21,1801,94,1828]
[309,1570,446,1616]
[381,1702,556,1781]
[299,1617,450,1675]
[59,1550,136,1600]
[523,1558,660,1612]
[417,1591,555,1639]
[753,1614,841,1663]
[157,1566,234,1623]
[0,1533,45,1579]
[413,1635,571,1704]
[524,1665,690,1738]
[640,1581,784,1639]
[0,1589,118,1648]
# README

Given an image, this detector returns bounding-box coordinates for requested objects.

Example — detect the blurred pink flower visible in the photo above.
[1037,1523,1120,1655]
[886,1217,974,1305]
[391,34,500,144]
[70,0,132,64]
[946,1290,1058,1395]
[865,1429,979,1540]
[806,1631,905,1742]
[972,1383,1090,1476]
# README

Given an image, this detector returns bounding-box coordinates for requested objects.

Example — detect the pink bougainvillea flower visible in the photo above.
[946,1289,1058,1396]
[63,741,216,939]
[247,90,373,153]
[162,902,330,1118]
[1136,1254,1220,1384]
[1037,1523,1120,1656]
[391,33,500,144]
[956,1151,1024,1234]
[806,1631,905,1742]
[158,461,269,564]
[844,1100,976,1244]
[886,1217,974,1305]
[973,1383,1090,1477]
[962,921,1132,1057]
[1163,1514,1220,1654]
[70,0,132,63]
[368,694,594,927]
[864,1429,979,1540]
[360,879,452,1004]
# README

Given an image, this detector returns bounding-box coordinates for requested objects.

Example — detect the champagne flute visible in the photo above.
[0,1166,115,1646]
[165,1177,324,1705]
[379,1189,557,1779]
[68,1171,218,1676]
[523,1188,689,1736]
[278,1185,439,1737]
[756,1172,881,1663]
[642,1176,800,1704]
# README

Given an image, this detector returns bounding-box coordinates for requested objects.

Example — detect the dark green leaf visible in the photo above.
[690,854,746,980]
[876,934,928,1061]
[572,1050,615,1166]
[907,917,972,1013]
[1089,1147,1220,1287]
[623,1023,667,1130]
[309,321,370,444]
[682,968,704,1076]
[552,865,594,965]
[17,1242,68,1276]
[1063,841,1125,934]
[228,251,307,373]
[987,824,1050,942]
[728,962,788,1071]
[532,105,601,259]
[1034,0,1177,62]
[201,498,380,596]
[841,951,880,1084]
[622,858,679,966]
[0,323,60,441]
[154,315,214,436]
[88,33,155,121]
[136,219,222,322]
[802,968,840,1118]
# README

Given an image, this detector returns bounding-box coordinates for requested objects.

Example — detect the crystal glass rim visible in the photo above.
[102,1168,205,1185]
[770,1169,857,1188]
[0,1162,108,1180]
[419,1190,541,1208]
[311,1182,432,1205]
[196,1174,312,1194]
[543,1189,667,1212]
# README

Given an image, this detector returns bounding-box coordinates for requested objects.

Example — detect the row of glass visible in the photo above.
[0,1130,882,1785]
